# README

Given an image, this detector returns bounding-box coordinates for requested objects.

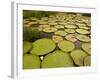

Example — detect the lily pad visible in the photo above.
[23,54,40,69]
[38,25,50,31]
[76,23,86,26]
[23,20,30,24]
[52,35,63,43]
[54,30,67,36]
[70,49,88,66]
[39,21,48,25]
[76,29,90,34]
[65,25,77,29]
[78,26,90,30]
[29,17,37,21]
[39,25,50,28]
[48,20,56,23]
[28,22,38,25]
[41,17,48,21]
[65,34,77,42]
[42,50,74,68]
[24,24,31,28]
[82,43,91,55]
[37,27,43,31]
[54,25,64,29]
[23,41,32,54]
[48,22,58,25]
[59,22,68,25]
[43,27,57,33]
[76,34,90,42]
[58,40,75,52]
[30,38,56,55]
[84,56,91,66]
[65,29,75,33]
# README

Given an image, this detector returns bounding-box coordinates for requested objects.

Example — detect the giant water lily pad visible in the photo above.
[38,25,50,31]
[78,26,90,30]
[84,56,91,66]
[39,21,48,25]
[76,29,90,34]
[30,38,56,55]
[65,34,77,42]
[59,22,68,25]
[76,34,90,42]
[54,25,64,29]
[76,23,86,26]
[43,27,57,33]
[41,17,48,21]
[24,24,31,28]
[65,25,77,29]
[65,29,75,33]
[23,54,40,69]
[52,35,63,43]
[70,49,88,66]
[28,21,38,25]
[41,50,74,68]
[23,20,30,24]
[54,30,67,36]
[82,43,91,55]
[23,41,32,54]
[39,25,50,28]
[48,22,58,25]
[58,40,75,52]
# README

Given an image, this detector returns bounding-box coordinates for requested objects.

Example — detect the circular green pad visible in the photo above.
[82,43,91,55]
[30,38,56,55]
[76,34,90,42]
[58,40,75,52]
[65,29,75,33]
[78,26,89,30]
[52,35,63,43]
[76,29,90,34]
[42,50,74,68]
[23,54,40,69]
[54,30,67,36]
[23,41,32,54]
[48,22,58,25]
[65,25,77,29]
[70,49,88,66]
[43,27,57,33]
[84,56,91,66]
[54,25,64,29]
[65,34,77,42]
